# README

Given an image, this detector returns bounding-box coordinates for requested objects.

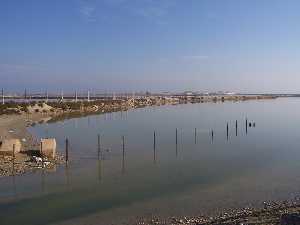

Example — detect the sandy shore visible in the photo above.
[0,113,49,146]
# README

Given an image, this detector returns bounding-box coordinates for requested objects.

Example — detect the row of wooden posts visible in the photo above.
[9,119,253,177]
[62,118,253,164]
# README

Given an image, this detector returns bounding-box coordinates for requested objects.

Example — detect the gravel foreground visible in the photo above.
[132,200,300,225]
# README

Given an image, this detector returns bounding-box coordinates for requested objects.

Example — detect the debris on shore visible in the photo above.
[0,153,64,177]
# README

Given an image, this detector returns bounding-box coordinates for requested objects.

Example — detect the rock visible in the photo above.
[281,213,300,225]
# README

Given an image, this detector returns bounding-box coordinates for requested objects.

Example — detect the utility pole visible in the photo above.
[2,88,4,105]
[75,91,78,103]
[87,90,90,102]
[61,90,64,101]
[46,91,49,103]
[24,89,27,99]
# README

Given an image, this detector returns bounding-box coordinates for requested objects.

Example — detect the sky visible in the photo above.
[0,0,300,93]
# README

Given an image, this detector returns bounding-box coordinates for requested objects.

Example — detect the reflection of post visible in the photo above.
[194,128,197,144]
[65,164,70,188]
[122,136,125,174]
[246,118,248,134]
[98,159,102,182]
[41,170,45,193]
[211,130,214,143]
[12,174,17,198]
[236,120,238,136]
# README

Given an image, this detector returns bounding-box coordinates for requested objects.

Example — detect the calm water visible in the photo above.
[1,98,300,225]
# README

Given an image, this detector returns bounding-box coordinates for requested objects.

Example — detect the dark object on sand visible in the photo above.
[281,213,300,225]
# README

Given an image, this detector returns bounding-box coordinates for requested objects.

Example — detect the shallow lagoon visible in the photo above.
[1,98,300,225]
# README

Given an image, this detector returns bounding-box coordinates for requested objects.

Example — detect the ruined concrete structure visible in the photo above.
[40,138,56,158]
[0,139,22,155]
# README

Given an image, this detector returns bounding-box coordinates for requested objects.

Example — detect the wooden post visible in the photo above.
[176,128,178,146]
[246,118,248,134]
[12,144,15,175]
[211,129,214,142]
[226,122,229,140]
[97,134,101,160]
[40,141,43,163]
[235,120,238,136]
[65,138,69,163]
[122,136,125,155]
[153,131,156,151]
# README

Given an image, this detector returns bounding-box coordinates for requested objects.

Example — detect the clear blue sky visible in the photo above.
[1,0,300,93]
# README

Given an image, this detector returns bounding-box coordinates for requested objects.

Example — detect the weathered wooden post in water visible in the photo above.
[153,131,156,163]
[211,130,214,142]
[40,141,44,163]
[246,118,248,134]
[176,128,178,146]
[97,134,101,160]
[226,123,229,140]
[176,128,178,156]
[65,138,69,163]
[236,120,238,136]
[153,131,156,151]
[12,144,15,176]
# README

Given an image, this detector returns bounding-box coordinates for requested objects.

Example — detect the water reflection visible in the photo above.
[98,159,102,182]
[5,98,298,225]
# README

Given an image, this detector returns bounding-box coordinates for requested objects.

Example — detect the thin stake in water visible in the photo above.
[236,120,238,136]
[65,138,69,163]
[12,144,15,176]
[227,122,229,141]
[97,134,101,160]
[176,128,178,157]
